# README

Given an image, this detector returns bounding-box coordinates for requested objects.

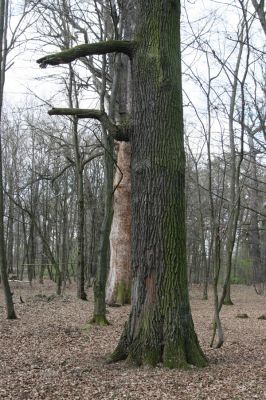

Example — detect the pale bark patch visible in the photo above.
[106,142,132,305]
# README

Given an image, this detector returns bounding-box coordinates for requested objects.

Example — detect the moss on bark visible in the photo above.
[116,281,126,305]
[163,341,189,369]
[89,315,110,326]
[116,281,131,305]
[109,0,208,369]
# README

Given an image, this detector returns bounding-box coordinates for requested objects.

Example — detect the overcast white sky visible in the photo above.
[4,0,265,154]
[3,0,231,105]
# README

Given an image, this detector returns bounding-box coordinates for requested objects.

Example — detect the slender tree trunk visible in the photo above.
[27,138,40,284]
[7,173,14,274]
[39,184,49,284]
[39,254,46,284]
[76,163,87,300]
[84,174,98,282]
[67,63,87,300]
[223,28,245,306]
[210,226,224,348]
[192,156,209,299]
[0,0,16,319]
[0,139,16,319]
[261,202,266,286]
[61,180,69,290]
[247,133,263,294]
[91,130,113,324]
[15,212,21,278]
[74,126,87,300]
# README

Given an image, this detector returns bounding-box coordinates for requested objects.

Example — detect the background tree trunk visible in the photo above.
[106,141,131,305]
[247,132,263,293]
[92,128,113,324]
[0,0,16,319]
[106,0,134,306]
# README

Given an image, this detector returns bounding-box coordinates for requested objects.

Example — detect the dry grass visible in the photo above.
[0,282,265,399]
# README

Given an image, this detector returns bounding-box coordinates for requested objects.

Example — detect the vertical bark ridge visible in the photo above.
[111,0,207,368]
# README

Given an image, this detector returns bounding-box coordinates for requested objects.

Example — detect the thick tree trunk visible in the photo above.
[111,0,207,368]
[106,142,131,305]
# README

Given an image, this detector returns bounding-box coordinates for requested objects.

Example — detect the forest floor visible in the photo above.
[0,282,265,400]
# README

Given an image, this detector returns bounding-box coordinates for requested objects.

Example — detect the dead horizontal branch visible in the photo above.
[37,40,135,68]
[48,108,130,142]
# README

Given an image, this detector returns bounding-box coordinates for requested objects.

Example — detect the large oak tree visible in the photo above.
[38,0,207,368]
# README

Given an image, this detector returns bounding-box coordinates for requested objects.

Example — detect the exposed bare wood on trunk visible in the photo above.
[106,142,131,305]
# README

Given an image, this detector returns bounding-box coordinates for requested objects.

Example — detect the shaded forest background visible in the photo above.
[1,0,265,295]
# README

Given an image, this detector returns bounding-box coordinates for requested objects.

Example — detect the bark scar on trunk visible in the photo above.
[144,272,156,307]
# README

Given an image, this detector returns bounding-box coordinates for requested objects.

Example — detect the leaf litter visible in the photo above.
[0,283,265,400]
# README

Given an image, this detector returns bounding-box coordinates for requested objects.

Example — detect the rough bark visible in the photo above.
[110,0,207,367]
[106,142,132,305]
